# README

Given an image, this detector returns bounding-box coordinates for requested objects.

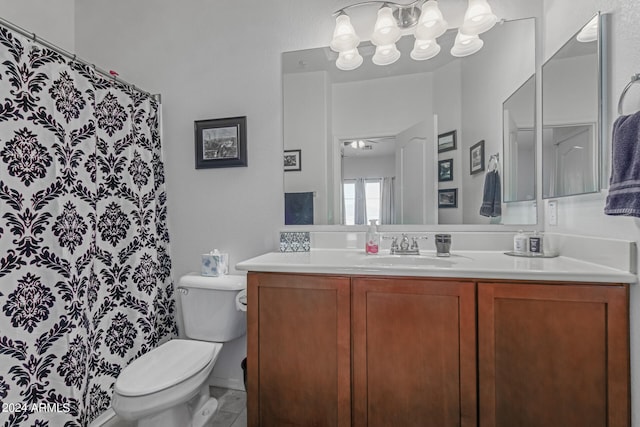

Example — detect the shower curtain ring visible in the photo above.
[31,32,37,42]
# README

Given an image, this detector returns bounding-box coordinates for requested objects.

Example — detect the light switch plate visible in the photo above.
[547,200,558,226]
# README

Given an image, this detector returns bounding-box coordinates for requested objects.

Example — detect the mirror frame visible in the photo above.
[541,12,607,200]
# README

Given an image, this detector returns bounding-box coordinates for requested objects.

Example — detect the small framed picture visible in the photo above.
[438,159,454,182]
[284,149,301,172]
[438,130,457,153]
[438,188,458,208]
[470,140,485,175]
[195,116,247,169]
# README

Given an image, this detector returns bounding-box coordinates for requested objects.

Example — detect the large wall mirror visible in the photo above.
[283,17,536,226]
[542,13,605,199]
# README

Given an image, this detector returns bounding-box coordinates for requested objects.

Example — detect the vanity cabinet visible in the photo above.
[247,272,351,427]
[247,273,630,427]
[478,281,630,427]
[352,277,476,427]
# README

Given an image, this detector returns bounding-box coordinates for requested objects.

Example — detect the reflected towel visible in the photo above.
[605,112,640,217]
[480,170,502,217]
[285,192,314,225]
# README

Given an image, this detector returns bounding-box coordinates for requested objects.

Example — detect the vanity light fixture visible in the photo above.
[330,0,498,70]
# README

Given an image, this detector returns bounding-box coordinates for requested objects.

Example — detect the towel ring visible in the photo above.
[617,73,640,115]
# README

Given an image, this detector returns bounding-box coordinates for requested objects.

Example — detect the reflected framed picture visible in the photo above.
[470,140,485,175]
[438,188,458,208]
[438,130,457,153]
[284,149,301,172]
[195,116,247,169]
[438,159,454,182]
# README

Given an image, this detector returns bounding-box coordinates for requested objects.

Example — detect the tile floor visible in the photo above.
[209,387,247,427]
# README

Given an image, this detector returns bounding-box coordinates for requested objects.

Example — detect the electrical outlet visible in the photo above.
[547,200,558,226]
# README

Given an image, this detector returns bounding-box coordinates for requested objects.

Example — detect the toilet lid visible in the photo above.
[115,339,222,397]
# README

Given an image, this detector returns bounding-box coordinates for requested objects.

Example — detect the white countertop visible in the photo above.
[236,249,637,284]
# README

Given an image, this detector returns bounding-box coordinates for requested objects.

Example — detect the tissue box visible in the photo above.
[201,253,229,277]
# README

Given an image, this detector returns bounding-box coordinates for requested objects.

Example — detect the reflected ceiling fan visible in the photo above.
[342,136,395,150]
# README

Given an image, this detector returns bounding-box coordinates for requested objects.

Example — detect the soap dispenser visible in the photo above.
[365,219,380,255]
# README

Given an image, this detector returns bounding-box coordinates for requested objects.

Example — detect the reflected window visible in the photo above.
[343,179,381,225]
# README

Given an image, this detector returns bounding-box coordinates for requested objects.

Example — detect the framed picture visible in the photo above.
[438,130,457,153]
[470,139,485,175]
[438,188,458,208]
[284,149,301,172]
[195,116,247,169]
[438,159,454,182]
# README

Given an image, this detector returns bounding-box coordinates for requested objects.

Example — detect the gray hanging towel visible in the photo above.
[480,170,502,217]
[605,111,640,217]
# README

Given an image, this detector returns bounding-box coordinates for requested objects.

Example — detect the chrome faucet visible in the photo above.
[390,234,422,255]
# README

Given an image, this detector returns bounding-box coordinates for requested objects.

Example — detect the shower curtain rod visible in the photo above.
[0,16,160,103]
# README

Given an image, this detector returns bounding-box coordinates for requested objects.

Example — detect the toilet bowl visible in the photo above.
[90,274,247,427]
[112,339,222,426]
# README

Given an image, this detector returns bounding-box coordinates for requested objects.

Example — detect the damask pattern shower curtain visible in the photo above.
[0,27,177,426]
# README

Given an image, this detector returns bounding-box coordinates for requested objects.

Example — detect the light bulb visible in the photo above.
[336,48,363,71]
[330,13,360,52]
[450,31,483,57]
[411,39,441,60]
[372,43,401,66]
[460,0,497,36]
[415,1,448,40]
[371,6,401,46]
[577,15,598,43]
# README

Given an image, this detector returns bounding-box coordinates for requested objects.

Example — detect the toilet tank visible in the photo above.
[178,273,246,342]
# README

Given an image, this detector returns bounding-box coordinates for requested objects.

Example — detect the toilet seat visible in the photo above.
[116,339,219,396]
[112,339,223,421]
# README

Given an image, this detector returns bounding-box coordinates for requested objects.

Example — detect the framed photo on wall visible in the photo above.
[195,116,247,169]
[470,140,485,175]
[438,130,457,153]
[438,188,458,208]
[438,159,454,182]
[284,149,301,172]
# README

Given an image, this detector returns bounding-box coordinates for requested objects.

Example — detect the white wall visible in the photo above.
[343,155,395,180]
[284,71,329,224]
[461,17,537,224]
[543,54,598,125]
[332,72,433,138]
[0,0,75,51]
[434,60,464,224]
[543,0,640,424]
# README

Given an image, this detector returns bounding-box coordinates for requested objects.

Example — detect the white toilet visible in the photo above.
[90,273,247,427]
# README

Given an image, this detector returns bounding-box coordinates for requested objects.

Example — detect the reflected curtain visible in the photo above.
[380,177,395,224]
[354,178,366,225]
[0,28,177,426]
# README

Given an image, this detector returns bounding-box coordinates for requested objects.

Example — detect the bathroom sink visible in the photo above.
[363,254,461,268]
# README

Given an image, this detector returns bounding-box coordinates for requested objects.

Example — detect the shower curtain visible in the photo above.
[0,27,177,426]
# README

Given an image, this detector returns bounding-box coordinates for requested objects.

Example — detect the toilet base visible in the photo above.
[138,396,218,427]
[91,388,218,427]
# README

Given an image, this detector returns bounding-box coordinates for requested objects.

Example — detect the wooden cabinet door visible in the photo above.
[352,277,477,427]
[478,282,630,427]
[247,272,351,427]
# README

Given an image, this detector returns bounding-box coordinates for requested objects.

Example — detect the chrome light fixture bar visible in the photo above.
[330,0,497,70]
